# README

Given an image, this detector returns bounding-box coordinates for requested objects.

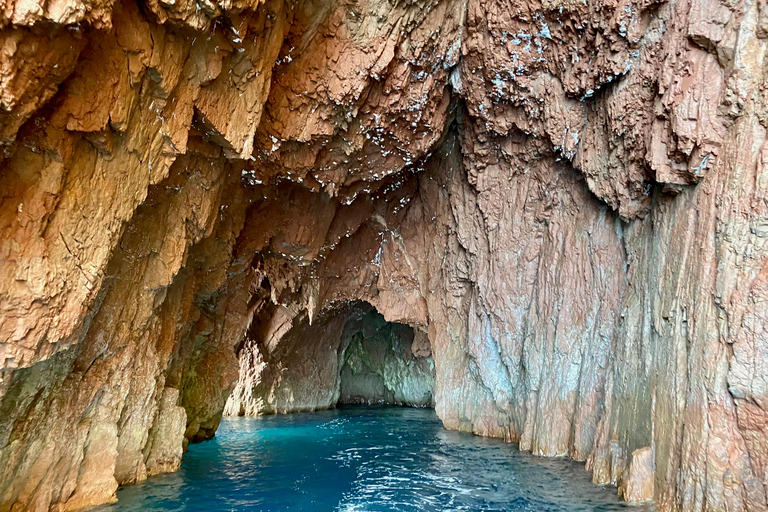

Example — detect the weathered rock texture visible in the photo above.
[339,309,435,407]
[224,303,434,415]
[0,0,766,509]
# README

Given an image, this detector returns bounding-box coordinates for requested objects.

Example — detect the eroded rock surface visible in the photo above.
[0,0,766,510]
[224,303,434,415]
[339,311,434,407]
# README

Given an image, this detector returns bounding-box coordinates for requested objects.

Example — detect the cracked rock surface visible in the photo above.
[0,0,767,510]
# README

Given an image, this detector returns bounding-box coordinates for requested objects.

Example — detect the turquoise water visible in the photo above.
[96,407,654,512]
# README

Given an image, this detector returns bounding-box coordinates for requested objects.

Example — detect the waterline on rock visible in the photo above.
[94,407,655,512]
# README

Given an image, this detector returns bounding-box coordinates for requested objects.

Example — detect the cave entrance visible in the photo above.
[224,301,435,416]
[338,306,434,407]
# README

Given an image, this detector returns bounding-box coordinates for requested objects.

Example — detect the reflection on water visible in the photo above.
[94,407,656,511]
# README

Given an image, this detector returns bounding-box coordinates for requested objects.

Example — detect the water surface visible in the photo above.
[96,407,655,511]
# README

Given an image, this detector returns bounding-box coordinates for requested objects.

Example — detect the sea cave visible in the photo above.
[0,0,767,510]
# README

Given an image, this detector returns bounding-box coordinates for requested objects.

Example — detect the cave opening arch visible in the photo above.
[224,300,436,417]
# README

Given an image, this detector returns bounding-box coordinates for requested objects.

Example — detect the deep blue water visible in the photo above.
[95,407,655,512]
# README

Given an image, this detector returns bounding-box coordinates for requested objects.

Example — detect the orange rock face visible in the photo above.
[0,0,766,510]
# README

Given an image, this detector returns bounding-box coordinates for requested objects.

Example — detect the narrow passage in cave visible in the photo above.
[93,302,655,511]
[224,302,436,416]
[338,308,435,408]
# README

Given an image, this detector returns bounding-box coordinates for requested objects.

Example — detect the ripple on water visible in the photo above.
[93,407,656,512]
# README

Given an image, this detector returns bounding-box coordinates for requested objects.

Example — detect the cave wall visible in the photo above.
[0,0,766,510]
[224,304,351,416]
[339,309,434,407]
[224,303,434,415]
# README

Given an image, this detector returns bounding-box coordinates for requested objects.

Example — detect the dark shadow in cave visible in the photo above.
[337,305,434,408]
[224,301,435,417]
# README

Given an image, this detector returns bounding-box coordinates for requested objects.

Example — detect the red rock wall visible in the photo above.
[0,0,766,510]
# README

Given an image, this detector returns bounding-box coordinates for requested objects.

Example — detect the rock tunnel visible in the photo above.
[1,0,767,510]
[224,301,435,417]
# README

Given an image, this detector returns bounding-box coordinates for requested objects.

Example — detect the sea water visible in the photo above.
[94,406,655,512]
